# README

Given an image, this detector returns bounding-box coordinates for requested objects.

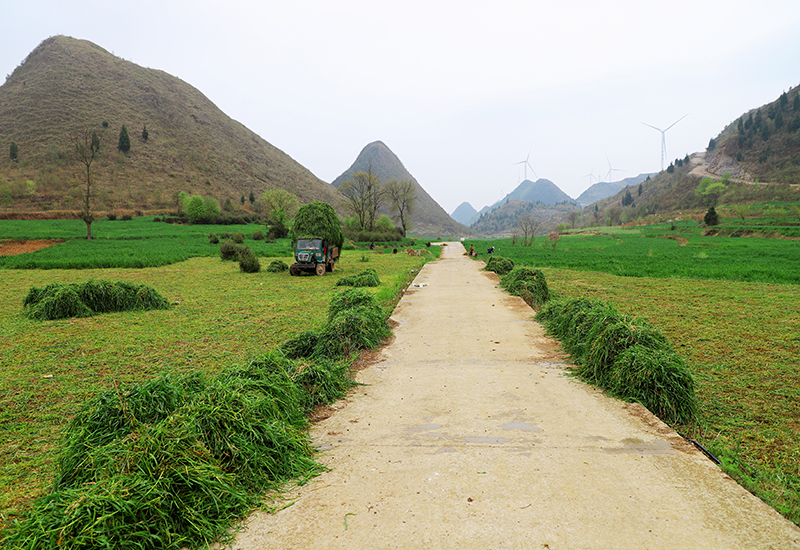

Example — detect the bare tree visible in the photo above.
[75,130,101,239]
[567,210,580,229]
[516,213,542,246]
[384,178,416,237]
[339,168,383,231]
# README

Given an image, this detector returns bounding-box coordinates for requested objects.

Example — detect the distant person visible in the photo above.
[487,246,495,254]
[469,245,474,256]
[369,242,374,250]
[393,248,398,254]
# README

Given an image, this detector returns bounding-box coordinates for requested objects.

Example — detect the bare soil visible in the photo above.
[0,240,62,255]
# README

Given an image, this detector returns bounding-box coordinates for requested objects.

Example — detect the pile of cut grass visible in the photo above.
[537,298,696,425]
[484,256,514,276]
[500,266,550,308]
[23,280,171,320]
[282,287,391,360]
[335,268,380,287]
[1,287,385,549]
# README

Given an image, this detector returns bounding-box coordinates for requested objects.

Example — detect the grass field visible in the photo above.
[465,230,800,525]
[0,243,435,523]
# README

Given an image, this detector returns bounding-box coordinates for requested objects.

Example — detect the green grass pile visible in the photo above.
[335,268,381,287]
[2,349,359,549]
[266,259,289,273]
[484,256,515,276]
[536,298,696,424]
[23,280,171,320]
[500,266,550,308]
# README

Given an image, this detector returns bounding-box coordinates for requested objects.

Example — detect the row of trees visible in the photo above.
[338,167,417,237]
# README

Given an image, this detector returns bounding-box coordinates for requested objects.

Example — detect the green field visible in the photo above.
[0,223,436,525]
[465,229,800,525]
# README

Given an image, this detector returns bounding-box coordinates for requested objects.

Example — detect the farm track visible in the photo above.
[234,242,800,549]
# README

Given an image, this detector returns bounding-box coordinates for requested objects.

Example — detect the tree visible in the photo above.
[384,179,416,237]
[141,124,149,142]
[75,130,102,239]
[567,210,580,229]
[516,213,541,246]
[622,188,634,207]
[9,141,18,162]
[667,162,675,174]
[249,191,255,205]
[695,176,728,207]
[261,189,299,239]
[118,125,131,153]
[704,206,719,226]
[707,138,716,151]
[339,169,382,231]
[637,183,643,196]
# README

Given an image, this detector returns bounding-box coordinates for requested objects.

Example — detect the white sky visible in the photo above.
[3,1,800,213]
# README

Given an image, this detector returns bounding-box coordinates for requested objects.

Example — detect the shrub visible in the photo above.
[153,217,162,222]
[252,230,264,241]
[208,233,220,244]
[484,256,514,276]
[220,231,231,240]
[219,240,239,261]
[335,268,380,287]
[232,231,245,244]
[107,213,117,221]
[237,246,260,273]
[121,214,132,221]
[266,260,289,273]
[500,266,550,308]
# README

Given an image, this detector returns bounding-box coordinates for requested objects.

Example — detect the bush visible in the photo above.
[209,233,220,244]
[107,213,117,221]
[232,231,245,244]
[220,231,231,240]
[335,268,380,287]
[500,266,550,308]
[484,256,514,276]
[153,217,162,222]
[252,230,264,241]
[23,280,171,321]
[704,206,719,226]
[121,214,132,221]
[237,246,260,273]
[266,260,289,273]
[219,240,239,261]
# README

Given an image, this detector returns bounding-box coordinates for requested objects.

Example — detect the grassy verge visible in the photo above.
[0,248,432,525]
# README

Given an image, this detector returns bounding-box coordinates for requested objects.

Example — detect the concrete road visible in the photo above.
[233,242,800,549]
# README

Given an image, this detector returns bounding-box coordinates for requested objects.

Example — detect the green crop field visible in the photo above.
[465,227,800,525]
[0,223,437,526]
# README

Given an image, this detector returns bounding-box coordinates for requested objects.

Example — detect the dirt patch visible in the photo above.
[0,240,63,255]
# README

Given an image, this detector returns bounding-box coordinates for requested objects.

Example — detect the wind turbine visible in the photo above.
[642,114,688,172]
[582,169,596,186]
[513,149,537,182]
[604,155,625,182]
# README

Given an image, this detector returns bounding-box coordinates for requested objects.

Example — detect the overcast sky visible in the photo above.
[3,1,800,213]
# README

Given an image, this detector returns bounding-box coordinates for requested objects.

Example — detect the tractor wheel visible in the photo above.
[289,264,300,276]
[315,263,326,276]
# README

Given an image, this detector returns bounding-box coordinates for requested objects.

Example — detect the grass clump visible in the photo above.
[23,280,171,320]
[219,240,239,261]
[335,268,380,287]
[536,298,696,425]
[237,246,260,273]
[280,330,320,359]
[267,259,289,273]
[484,256,514,276]
[500,266,550,308]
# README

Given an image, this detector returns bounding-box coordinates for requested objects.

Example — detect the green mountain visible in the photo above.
[331,140,472,237]
[451,201,478,225]
[499,178,576,206]
[0,36,340,215]
[470,199,578,236]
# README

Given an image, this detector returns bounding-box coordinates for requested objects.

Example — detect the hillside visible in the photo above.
[331,141,472,237]
[451,201,478,225]
[0,36,340,215]
[499,178,576,206]
[470,199,579,236]
[576,173,654,207]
